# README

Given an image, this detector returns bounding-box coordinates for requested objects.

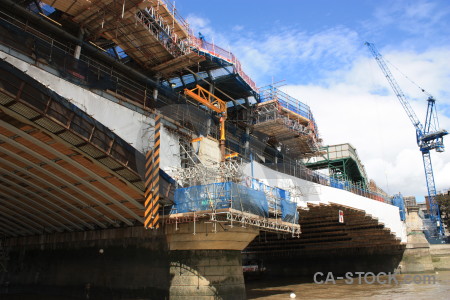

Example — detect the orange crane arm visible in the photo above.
[184,85,227,116]
[184,85,228,160]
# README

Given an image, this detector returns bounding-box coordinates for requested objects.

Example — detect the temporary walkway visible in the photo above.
[38,0,259,101]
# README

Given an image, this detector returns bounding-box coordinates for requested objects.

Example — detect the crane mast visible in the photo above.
[365,42,448,237]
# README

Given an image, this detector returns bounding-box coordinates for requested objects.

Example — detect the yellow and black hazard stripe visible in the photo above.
[144,114,161,229]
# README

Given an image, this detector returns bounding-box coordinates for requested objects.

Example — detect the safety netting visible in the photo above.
[281,198,299,224]
[392,194,406,221]
[174,181,299,224]
[174,182,269,217]
[246,178,298,223]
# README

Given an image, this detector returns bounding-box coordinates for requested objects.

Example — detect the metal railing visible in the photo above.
[259,85,320,138]
[189,35,258,93]
[135,8,191,58]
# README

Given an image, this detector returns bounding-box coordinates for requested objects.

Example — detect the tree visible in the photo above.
[436,193,450,230]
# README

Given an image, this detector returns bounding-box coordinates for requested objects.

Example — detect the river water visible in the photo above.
[4,272,449,299]
[246,271,450,299]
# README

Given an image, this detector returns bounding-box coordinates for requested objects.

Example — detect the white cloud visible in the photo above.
[283,47,450,197]
[230,26,360,84]
[186,14,229,48]
[368,0,450,43]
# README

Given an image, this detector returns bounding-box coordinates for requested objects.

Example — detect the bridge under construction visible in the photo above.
[0,1,407,299]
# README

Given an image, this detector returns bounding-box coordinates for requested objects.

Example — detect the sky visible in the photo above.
[174,0,450,200]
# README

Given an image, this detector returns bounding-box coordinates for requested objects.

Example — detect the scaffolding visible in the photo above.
[168,182,301,236]
[40,0,204,76]
[174,159,243,187]
[253,86,322,158]
[168,140,300,235]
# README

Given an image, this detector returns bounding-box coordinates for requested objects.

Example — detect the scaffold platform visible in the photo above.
[253,86,322,158]
[42,0,204,76]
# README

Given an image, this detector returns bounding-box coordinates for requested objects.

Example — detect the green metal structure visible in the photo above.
[304,143,368,189]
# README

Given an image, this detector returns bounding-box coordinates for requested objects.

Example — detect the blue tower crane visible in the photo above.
[365,42,448,237]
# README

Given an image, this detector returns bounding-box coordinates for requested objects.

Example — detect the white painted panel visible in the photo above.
[243,161,407,242]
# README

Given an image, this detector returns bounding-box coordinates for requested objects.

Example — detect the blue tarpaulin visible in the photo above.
[392,194,406,221]
[281,197,299,223]
[174,182,299,224]
[174,182,269,217]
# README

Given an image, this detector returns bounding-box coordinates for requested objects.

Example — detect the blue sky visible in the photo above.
[175,0,450,200]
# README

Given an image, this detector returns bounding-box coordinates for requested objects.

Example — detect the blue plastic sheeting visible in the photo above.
[174,182,269,217]
[246,178,297,223]
[330,178,345,189]
[392,194,406,221]
[249,179,293,212]
[281,198,299,223]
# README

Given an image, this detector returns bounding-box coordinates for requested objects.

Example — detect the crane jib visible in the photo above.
[365,41,448,238]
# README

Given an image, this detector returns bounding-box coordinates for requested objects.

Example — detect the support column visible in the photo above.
[399,206,434,273]
[244,126,250,156]
[169,250,245,300]
[206,118,212,136]
[153,75,161,102]
[165,221,258,300]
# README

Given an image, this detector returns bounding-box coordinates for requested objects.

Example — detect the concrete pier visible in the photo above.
[166,220,259,300]
[169,250,246,300]
[399,206,435,273]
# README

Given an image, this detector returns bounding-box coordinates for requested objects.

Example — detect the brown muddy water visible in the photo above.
[246,271,450,299]
[3,271,449,299]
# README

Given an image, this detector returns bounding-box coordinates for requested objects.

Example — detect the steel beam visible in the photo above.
[0,120,144,211]
[0,180,80,232]
[0,137,134,226]
[0,215,32,236]
[0,158,103,229]
[0,209,41,235]
[0,156,104,229]
[0,197,59,233]
[0,218,19,237]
